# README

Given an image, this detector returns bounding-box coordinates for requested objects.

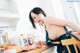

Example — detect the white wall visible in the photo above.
[51,0,65,19]
[60,0,78,24]
[14,0,41,36]
[74,2,80,25]
[39,0,55,16]
[0,0,19,39]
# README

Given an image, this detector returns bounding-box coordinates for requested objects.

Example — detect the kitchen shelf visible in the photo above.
[0,0,19,30]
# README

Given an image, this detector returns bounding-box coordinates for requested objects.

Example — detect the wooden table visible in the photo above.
[18,45,50,53]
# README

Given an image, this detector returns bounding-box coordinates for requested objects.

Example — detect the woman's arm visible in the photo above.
[44,16,68,26]
[44,16,80,34]
[67,22,80,34]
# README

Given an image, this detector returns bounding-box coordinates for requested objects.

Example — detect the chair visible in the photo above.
[61,37,80,53]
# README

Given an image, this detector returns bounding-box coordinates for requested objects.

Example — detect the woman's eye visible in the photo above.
[34,17,36,19]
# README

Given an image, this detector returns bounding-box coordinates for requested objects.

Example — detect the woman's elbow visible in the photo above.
[65,21,71,26]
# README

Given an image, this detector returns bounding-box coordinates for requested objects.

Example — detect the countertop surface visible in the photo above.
[18,45,50,53]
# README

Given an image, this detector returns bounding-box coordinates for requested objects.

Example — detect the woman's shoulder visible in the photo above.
[43,16,56,24]
[44,16,60,22]
[44,16,69,26]
[45,16,61,20]
[45,16,56,18]
[45,16,68,22]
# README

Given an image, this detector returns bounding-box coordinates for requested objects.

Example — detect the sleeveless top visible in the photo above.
[46,27,80,53]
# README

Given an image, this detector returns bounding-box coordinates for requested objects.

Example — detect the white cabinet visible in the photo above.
[0,0,19,30]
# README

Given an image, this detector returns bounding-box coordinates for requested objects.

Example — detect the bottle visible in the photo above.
[29,37,33,45]
[27,34,34,45]
[19,34,25,47]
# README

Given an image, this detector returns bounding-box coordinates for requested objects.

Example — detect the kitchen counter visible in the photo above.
[18,45,50,53]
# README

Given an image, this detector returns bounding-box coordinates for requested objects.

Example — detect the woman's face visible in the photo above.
[31,12,44,24]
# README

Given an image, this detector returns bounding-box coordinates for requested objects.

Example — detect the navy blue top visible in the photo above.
[46,30,80,53]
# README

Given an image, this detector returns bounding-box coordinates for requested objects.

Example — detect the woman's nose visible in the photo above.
[34,18,39,22]
[35,17,39,20]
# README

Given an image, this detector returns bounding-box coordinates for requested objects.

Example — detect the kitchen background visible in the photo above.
[0,0,80,53]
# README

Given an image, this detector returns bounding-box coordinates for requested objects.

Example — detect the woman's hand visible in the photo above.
[36,41,46,48]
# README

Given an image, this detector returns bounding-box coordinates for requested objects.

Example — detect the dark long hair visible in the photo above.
[29,7,46,28]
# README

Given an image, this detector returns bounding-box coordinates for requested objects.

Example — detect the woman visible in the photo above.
[29,7,80,53]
